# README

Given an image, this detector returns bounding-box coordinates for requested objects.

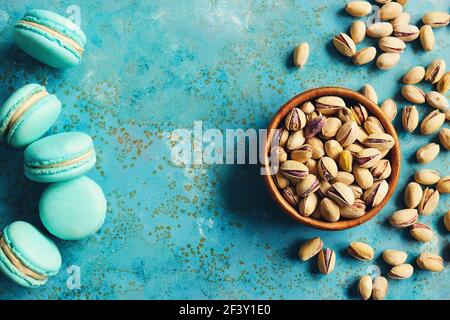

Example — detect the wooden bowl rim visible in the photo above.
[263,86,401,231]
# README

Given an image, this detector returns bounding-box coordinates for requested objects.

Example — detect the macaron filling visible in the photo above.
[0,235,47,281]
[27,149,95,170]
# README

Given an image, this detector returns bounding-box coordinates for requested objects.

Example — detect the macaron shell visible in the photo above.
[0,249,47,288]
[40,176,107,240]
[8,94,61,148]
[0,83,43,125]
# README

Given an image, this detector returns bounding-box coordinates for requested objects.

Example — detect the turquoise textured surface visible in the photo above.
[0,0,448,299]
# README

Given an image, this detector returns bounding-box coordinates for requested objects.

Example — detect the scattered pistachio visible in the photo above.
[436,176,450,194]
[380,99,397,121]
[422,11,450,28]
[378,36,405,53]
[410,223,434,242]
[402,66,425,85]
[379,2,403,21]
[317,248,336,275]
[358,275,372,300]
[361,84,378,104]
[346,1,372,17]
[424,59,446,84]
[372,276,388,300]
[350,21,366,44]
[390,12,410,28]
[347,241,374,261]
[443,210,450,232]
[376,52,400,70]
[401,85,425,104]
[426,91,448,111]
[299,237,323,261]
[333,33,356,57]
[437,72,449,94]
[402,105,419,132]
[404,182,423,209]
[420,110,445,135]
[414,169,440,185]
[388,264,413,280]
[393,24,419,42]
[367,22,393,39]
[389,209,418,228]
[383,249,407,266]
[416,143,440,164]
[418,187,439,215]
[293,42,309,68]
[419,25,434,51]
[416,253,444,272]
[353,47,377,66]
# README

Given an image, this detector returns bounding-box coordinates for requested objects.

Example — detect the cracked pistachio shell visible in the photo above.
[422,11,450,28]
[315,96,346,116]
[437,72,450,94]
[286,130,306,151]
[437,176,450,193]
[379,2,403,20]
[336,121,358,147]
[401,105,419,132]
[319,197,340,222]
[280,160,309,179]
[298,192,318,217]
[271,127,289,148]
[416,253,444,272]
[358,275,372,300]
[424,59,446,84]
[414,169,440,185]
[356,148,382,168]
[293,42,309,68]
[338,150,353,172]
[389,209,418,228]
[348,184,363,199]
[444,210,450,232]
[419,25,434,52]
[380,99,397,121]
[305,159,318,176]
[318,180,332,198]
[404,182,423,209]
[327,182,355,206]
[285,108,307,131]
[274,172,289,189]
[410,223,434,242]
[367,22,393,39]
[383,249,407,266]
[416,143,440,164]
[333,33,356,57]
[426,91,448,111]
[321,117,342,139]
[351,104,369,126]
[318,156,338,182]
[356,126,368,143]
[347,242,374,260]
[345,143,364,156]
[388,264,414,279]
[393,24,419,42]
[324,140,343,161]
[353,165,374,190]
[304,115,327,139]
[364,116,385,135]
[306,137,325,159]
[420,110,445,135]
[401,85,426,104]
[317,248,336,275]
[338,107,357,123]
[370,159,391,180]
[291,145,313,164]
[350,21,366,44]
[298,237,323,261]
[340,198,366,219]
[333,171,355,185]
[376,52,400,70]
[372,276,388,300]
[282,186,298,207]
[363,180,388,207]
[390,12,410,28]
[300,101,315,114]
[346,1,372,17]
[270,146,288,164]
[403,66,426,84]
[378,36,405,53]
[418,187,439,215]
[361,84,378,104]
[353,47,377,66]
[296,174,320,198]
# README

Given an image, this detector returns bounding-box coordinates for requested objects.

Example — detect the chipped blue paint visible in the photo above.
[0,0,448,300]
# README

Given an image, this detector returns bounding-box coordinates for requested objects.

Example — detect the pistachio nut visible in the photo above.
[298,192,318,217]
[401,85,426,104]
[416,252,444,272]
[410,223,434,242]
[351,104,369,126]
[416,143,440,164]
[356,126,368,143]
[285,108,307,131]
[345,143,364,156]
[321,117,342,139]
[389,209,419,228]
[388,264,414,280]
[401,105,419,132]
[301,101,315,114]
[348,184,363,199]
[270,146,288,164]
[291,144,313,163]
[333,33,356,57]
[364,116,385,134]
[286,130,306,151]
[318,180,332,198]
[383,249,408,266]
[363,180,388,207]
[367,22,393,39]
[379,2,403,21]
[317,157,337,181]
[304,114,327,139]
[293,42,309,68]
[370,159,391,180]
[404,182,423,209]
[380,99,397,121]
[426,91,448,111]
[437,72,450,94]
[402,66,426,85]
[419,25,434,52]
[337,107,357,123]
[310,208,322,220]
[315,96,346,116]
[422,11,450,28]
[280,160,309,179]
[327,182,355,206]
[361,84,378,104]
[414,169,440,185]
[347,241,374,261]
[317,248,336,275]
[305,159,318,176]
[345,1,372,17]
[274,172,289,189]
[355,148,382,168]
[393,24,419,42]
[418,187,439,216]
[319,197,340,222]
[324,139,343,161]
[338,150,353,172]
[376,52,400,70]
[390,12,410,28]
[353,47,377,66]
[354,165,374,190]
[282,186,298,207]
[298,237,323,261]
[437,176,450,193]
[378,36,405,53]
[424,59,446,84]
[358,275,372,300]
[372,276,388,300]
[336,121,358,147]
[306,137,325,159]
[350,20,366,44]
[444,210,450,232]
[421,110,445,135]
[271,127,289,149]
[333,171,355,185]
[340,199,366,219]
[296,174,320,198]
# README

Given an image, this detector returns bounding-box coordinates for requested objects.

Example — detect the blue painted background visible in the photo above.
[0,0,448,299]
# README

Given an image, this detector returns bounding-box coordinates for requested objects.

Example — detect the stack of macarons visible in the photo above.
[0,9,107,288]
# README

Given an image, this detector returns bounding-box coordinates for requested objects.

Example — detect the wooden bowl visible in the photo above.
[263,87,401,231]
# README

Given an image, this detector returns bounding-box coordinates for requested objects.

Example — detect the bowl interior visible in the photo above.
[263,87,401,231]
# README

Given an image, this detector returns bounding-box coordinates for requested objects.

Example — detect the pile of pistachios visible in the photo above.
[271,95,396,222]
